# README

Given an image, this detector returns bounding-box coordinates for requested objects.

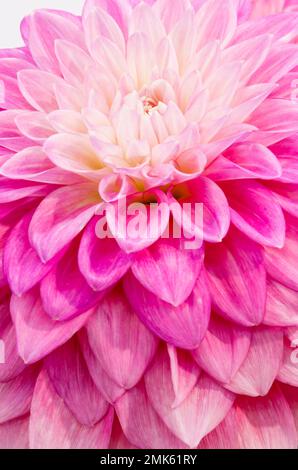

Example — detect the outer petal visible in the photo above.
[0,416,29,449]
[124,270,211,349]
[193,316,251,383]
[29,183,99,262]
[265,213,298,291]
[145,346,235,447]
[29,370,114,449]
[10,288,92,363]
[79,329,125,404]
[264,279,298,326]
[131,237,203,306]
[45,337,109,426]
[224,326,283,397]
[0,367,38,423]
[78,217,131,291]
[86,287,158,389]
[115,382,187,449]
[167,345,201,408]
[24,10,84,74]
[200,384,297,449]
[3,212,61,296]
[205,228,266,326]
[40,241,105,321]
[0,302,26,382]
[220,180,285,248]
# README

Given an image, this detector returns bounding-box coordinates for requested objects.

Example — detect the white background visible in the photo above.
[0,0,85,48]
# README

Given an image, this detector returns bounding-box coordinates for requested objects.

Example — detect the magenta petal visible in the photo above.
[206,143,282,181]
[220,180,286,248]
[265,213,298,292]
[10,288,92,363]
[206,228,266,326]
[0,416,29,449]
[176,176,230,243]
[4,212,60,296]
[193,316,251,383]
[25,10,84,75]
[0,366,38,423]
[265,279,298,327]
[124,270,211,349]
[79,329,125,404]
[131,237,203,306]
[115,382,187,449]
[277,338,298,387]
[234,385,298,448]
[78,217,131,291]
[167,345,201,408]
[106,190,170,253]
[29,369,114,449]
[201,384,298,449]
[145,346,235,447]
[40,242,105,321]
[224,326,284,397]
[0,302,25,382]
[45,337,109,426]
[86,287,158,389]
[29,183,99,262]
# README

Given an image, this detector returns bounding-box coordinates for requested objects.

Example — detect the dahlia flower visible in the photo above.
[0,0,298,450]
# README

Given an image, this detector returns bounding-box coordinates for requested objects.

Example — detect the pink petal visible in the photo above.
[131,237,203,307]
[86,287,158,389]
[224,326,283,397]
[200,384,298,449]
[167,345,201,408]
[0,303,25,382]
[106,190,170,253]
[124,269,211,349]
[193,316,251,383]
[55,40,94,88]
[206,143,282,181]
[18,69,62,112]
[0,177,49,203]
[220,180,285,248]
[0,146,83,185]
[145,346,235,447]
[277,337,298,387]
[205,228,266,326]
[265,279,298,327]
[83,0,131,38]
[10,288,92,363]
[83,5,125,53]
[4,211,61,296]
[29,183,99,262]
[0,73,32,110]
[234,385,297,448]
[195,0,237,49]
[25,10,84,74]
[45,337,109,426]
[40,241,105,321]
[265,213,298,291]
[115,382,187,449]
[29,369,114,449]
[79,329,125,403]
[15,111,54,141]
[0,416,29,449]
[44,133,104,179]
[172,176,230,243]
[78,217,131,291]
[0,366,38,423]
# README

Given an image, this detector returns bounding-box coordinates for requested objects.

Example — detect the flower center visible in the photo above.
[141,96,158,115]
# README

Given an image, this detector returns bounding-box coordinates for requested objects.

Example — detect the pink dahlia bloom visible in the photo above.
[0,0,298,449]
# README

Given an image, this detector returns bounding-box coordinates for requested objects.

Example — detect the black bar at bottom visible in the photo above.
[0,449,297,466]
